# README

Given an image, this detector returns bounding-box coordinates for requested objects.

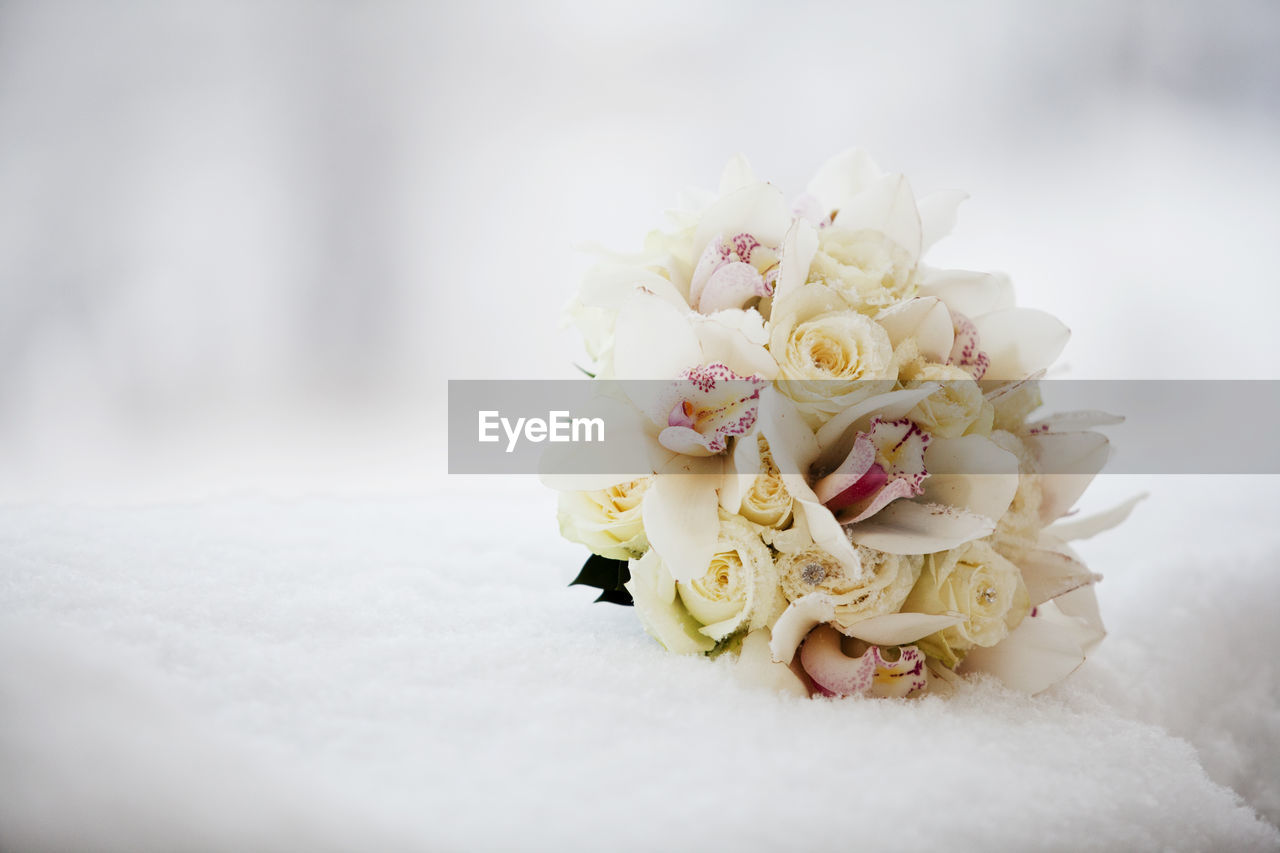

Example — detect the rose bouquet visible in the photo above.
[550,150,1134,698]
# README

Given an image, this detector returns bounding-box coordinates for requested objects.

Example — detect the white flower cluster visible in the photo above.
[552,151,1131,698]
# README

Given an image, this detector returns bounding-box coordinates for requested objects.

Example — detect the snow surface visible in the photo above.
[2,474,1278,852]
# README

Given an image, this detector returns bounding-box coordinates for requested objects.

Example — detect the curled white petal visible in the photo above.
[875,297,955,363]
[917,189,968,253]
[642,474,720,583]
[919,435,1019,520]
[1017,548,1101,607]
[973,308,1070,380]
[847,500,996,555]
[1045,493,1147,542]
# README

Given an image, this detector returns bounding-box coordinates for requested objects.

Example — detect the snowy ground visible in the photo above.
[2,473,1278,852]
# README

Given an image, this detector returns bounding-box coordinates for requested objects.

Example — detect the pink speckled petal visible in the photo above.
[698,262,767,313]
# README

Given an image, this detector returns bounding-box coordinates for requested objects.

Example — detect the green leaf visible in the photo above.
[573,363,596,379]
[570,554,633,606]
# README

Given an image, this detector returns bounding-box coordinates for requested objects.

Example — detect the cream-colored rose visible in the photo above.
[775,543,923,629]
[739,435,794,528]
[902,539,1030,667]
[770,284,895,427]
[557,478,651,560]
[899,353,995,439]
[986,430,1043,563]
[625,514,782,653]
[808,226,917,311]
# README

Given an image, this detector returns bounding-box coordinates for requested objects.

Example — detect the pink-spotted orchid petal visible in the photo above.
[800,625,929,698]
[813,384,939,464]
[831,173,923,261]
[916,189,968,254]
[1017,548,1102,607]
[947,311,989,379]
[973,308,1069,381]
[641,471,721,584]
[917,268,1015,318]
[697,262,771,313]
[692,184,792,269]
[847,499,997,555]
[918,435,1019,521]
[1045,493,1147,542]
[1026,430,1111,523]
[816,418,931,524]
[655,364,768,456]
[875,297,955,363]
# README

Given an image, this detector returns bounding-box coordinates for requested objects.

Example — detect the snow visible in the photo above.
[2,475,1278,851]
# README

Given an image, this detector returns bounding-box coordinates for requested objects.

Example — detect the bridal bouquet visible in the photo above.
[550,150,1133,698]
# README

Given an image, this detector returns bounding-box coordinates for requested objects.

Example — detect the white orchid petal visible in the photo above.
[920,435,1020,519]
[718,153,757,195]
[832,173,922,259]
[579,264,688,312]
[768,593,837,663]
[735,629,809,697]
[642,474,720,583]
[973,308,1069,380]
[1046,493,1147,542]
[874,297,955,362]
[1050,586,1107,653]
[840,611,967,646]
[774,219,819,304]
[1029,410,1125,432]
[917,269,1015,317]
[794,498,864,577]
[613,293,701,381]
[759,389,822,479]
[691,309,777,380]
[1018,548,1101,607]
[1027,430,1111,523]
[805,148,882,215]
[961,607,1085,694]
[847,500,995,554]
[693,183,792,263]
[917,189,968,253]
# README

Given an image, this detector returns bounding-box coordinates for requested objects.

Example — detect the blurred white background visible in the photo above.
[2,0,1278,501]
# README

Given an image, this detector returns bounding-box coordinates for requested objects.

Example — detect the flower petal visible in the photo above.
[875,297,955,363]
[973,308,1069,380]
[773,219,819,304]
[769,593,837,663]
[847,500,996,554]
[1026,430,1111,523]
[917,268,1015,318]
[735,628,809,697]
[813,385,938,463]
[698,261,768,313]
[613,292,702,381]
[1045,493,1147,542]
[805,148,882,216]
[1028,410,1125,432]
[624,550,715,654]
[642,473,720,583]
[960,604,1087,694]
[832,173,922,259]
[919,435,1019,519]
[839,611,966,646]
[718,153,757,195]
[916,189,968,254]
[693,183,792,265]
[800,624,878,696]
[1017,548,1101,607]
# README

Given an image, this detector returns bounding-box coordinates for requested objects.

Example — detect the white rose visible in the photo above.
[902,539,1030,667]
[808,226,917,311]
[769,283,895,427]
[775,543,923,628]
[899,355,994,439]
[557,478,651,560]
[738,435,794,529]
[625,514,782,653]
